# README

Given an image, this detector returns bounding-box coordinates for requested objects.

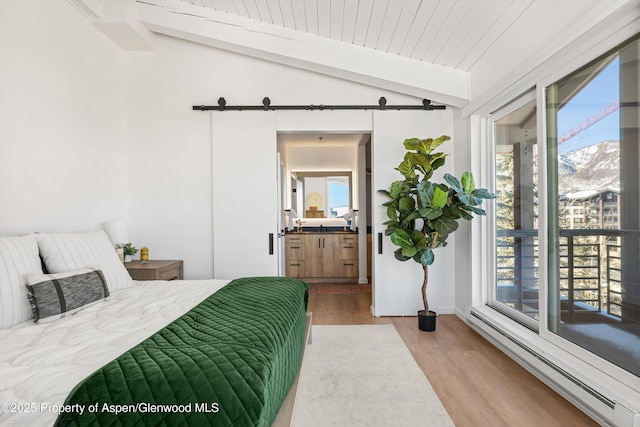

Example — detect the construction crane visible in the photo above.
[558,100,620,144]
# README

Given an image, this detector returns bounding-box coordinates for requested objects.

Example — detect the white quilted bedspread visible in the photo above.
[0,279,229,427]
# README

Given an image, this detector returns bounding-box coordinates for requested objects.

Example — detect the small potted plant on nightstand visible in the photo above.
[122,243,138,263]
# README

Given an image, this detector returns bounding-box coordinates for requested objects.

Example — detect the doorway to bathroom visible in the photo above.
[277,131,372,286]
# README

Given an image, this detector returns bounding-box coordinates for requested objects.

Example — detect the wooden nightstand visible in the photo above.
[124,260,184,281]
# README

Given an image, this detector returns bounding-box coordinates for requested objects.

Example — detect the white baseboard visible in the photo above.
[465,306,640,427]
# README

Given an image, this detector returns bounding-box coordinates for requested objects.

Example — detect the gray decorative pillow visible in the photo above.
[25,267,110,323]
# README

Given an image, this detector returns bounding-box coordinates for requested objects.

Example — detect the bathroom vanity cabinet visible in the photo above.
[285,232,358,282]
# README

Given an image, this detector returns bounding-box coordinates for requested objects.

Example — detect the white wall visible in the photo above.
[125,33,422,279]
[0,0,127,236]
[466,0,632,115]
[452,110,473,316]
[285,146,356,172]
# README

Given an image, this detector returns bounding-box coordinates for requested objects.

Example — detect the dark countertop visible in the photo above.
[286,227,357,233]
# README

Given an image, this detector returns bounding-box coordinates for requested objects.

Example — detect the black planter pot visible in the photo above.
[418,310,437,332]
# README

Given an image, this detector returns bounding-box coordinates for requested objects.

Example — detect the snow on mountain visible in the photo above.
[558,140,620,197]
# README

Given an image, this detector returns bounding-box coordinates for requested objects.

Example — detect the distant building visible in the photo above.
[560,190,620,229]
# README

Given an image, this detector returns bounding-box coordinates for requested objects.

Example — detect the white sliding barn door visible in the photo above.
[211,112,279,279]
[372,110,454,316]
[276,151,285,276]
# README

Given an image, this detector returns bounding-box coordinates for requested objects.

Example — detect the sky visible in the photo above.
[328,181,349,217]
[557,57,620,154]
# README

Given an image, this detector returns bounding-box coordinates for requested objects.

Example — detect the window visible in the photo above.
[327,177,350,218]
[546,36,640,375]
[492,95,539,325]
[295,172,352,218]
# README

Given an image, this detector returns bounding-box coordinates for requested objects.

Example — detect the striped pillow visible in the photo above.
[36,231,133,293]
[0,234,44,329]
[26,267,110,322]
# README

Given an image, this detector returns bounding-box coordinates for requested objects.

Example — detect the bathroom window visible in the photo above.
[327,177,350,218]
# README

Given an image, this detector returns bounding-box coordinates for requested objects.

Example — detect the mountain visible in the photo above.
[558,140,620,198]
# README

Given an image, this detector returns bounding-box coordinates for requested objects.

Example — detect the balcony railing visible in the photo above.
[496,229,538,317]
[496,228,639,322]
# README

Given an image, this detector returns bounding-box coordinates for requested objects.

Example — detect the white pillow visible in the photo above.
[0,234,44,329]
[36,231,133,293]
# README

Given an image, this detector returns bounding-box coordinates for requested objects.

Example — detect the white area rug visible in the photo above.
[291,324,454,427]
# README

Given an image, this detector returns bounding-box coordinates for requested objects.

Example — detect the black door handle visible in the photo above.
[269,233,274,255]
[378,233,383,254]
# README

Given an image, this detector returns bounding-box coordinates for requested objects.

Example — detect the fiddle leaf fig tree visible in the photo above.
[379,135,495,314]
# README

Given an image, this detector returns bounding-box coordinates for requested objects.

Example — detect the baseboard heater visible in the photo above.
[468,309,640,426]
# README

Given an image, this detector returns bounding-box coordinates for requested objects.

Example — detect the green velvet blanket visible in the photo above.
[55,277,309,427]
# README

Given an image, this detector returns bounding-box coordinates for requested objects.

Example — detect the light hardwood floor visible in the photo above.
[307,289,598,427]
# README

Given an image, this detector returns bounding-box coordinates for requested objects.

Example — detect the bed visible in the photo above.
[0,232,310,427]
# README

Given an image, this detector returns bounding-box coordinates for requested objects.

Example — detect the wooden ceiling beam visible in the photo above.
[66,0,155,51]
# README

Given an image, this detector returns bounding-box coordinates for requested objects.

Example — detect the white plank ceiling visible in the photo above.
[76,0,633,107]
[177,0,533,71]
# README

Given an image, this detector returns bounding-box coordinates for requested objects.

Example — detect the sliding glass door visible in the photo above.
[490,35,639,376]
[492,94,539,326]
[546,37,639,375]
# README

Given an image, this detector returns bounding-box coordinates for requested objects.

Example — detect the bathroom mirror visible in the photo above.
[291,171,352,218]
